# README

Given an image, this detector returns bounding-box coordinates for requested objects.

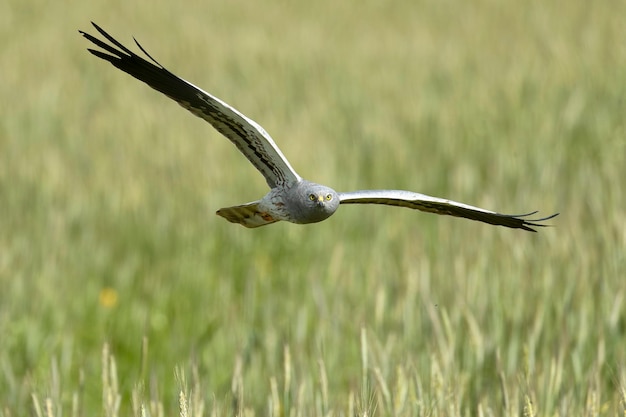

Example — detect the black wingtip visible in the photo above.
[518,212,560,232]
[539,212,560,221]
[133,36,164,68]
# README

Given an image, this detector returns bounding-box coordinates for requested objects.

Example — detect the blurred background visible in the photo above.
[1,0,624,415]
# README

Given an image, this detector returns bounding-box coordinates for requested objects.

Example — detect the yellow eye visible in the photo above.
[326,194,333,201]
[309,194,316,201]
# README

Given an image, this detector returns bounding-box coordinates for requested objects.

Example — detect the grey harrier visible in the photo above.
[80,23,558,232]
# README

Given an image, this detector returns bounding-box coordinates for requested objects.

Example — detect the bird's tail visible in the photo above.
[216,201,279,228]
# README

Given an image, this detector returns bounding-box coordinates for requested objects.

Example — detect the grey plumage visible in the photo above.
[80,23,558,232]
[217,181,339,228]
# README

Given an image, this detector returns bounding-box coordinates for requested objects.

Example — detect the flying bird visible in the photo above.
[79,23,558,232]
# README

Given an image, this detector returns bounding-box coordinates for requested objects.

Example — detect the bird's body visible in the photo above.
[80,23,558,232]
[219,181,341,228]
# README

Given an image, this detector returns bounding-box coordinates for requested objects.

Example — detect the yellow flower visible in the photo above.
[99,287,118,308]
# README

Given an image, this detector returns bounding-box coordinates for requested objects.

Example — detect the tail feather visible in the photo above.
[216,201,279,228]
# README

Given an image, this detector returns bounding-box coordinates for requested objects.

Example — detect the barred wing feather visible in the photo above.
[339,190,558,232]
[79,22,301,189]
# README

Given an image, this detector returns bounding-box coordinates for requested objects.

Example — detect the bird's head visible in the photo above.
[287,181,340,224]
[307,190,335,206]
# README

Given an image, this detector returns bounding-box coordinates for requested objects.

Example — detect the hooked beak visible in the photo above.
[317,195,324,203]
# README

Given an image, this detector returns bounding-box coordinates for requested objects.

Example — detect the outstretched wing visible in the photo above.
[79,22,301,189]
[338,190,558,232]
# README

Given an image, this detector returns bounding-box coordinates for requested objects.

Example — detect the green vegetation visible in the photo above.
[1,0,625,415]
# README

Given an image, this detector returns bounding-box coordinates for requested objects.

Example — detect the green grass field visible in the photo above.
[2,0,625,415]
